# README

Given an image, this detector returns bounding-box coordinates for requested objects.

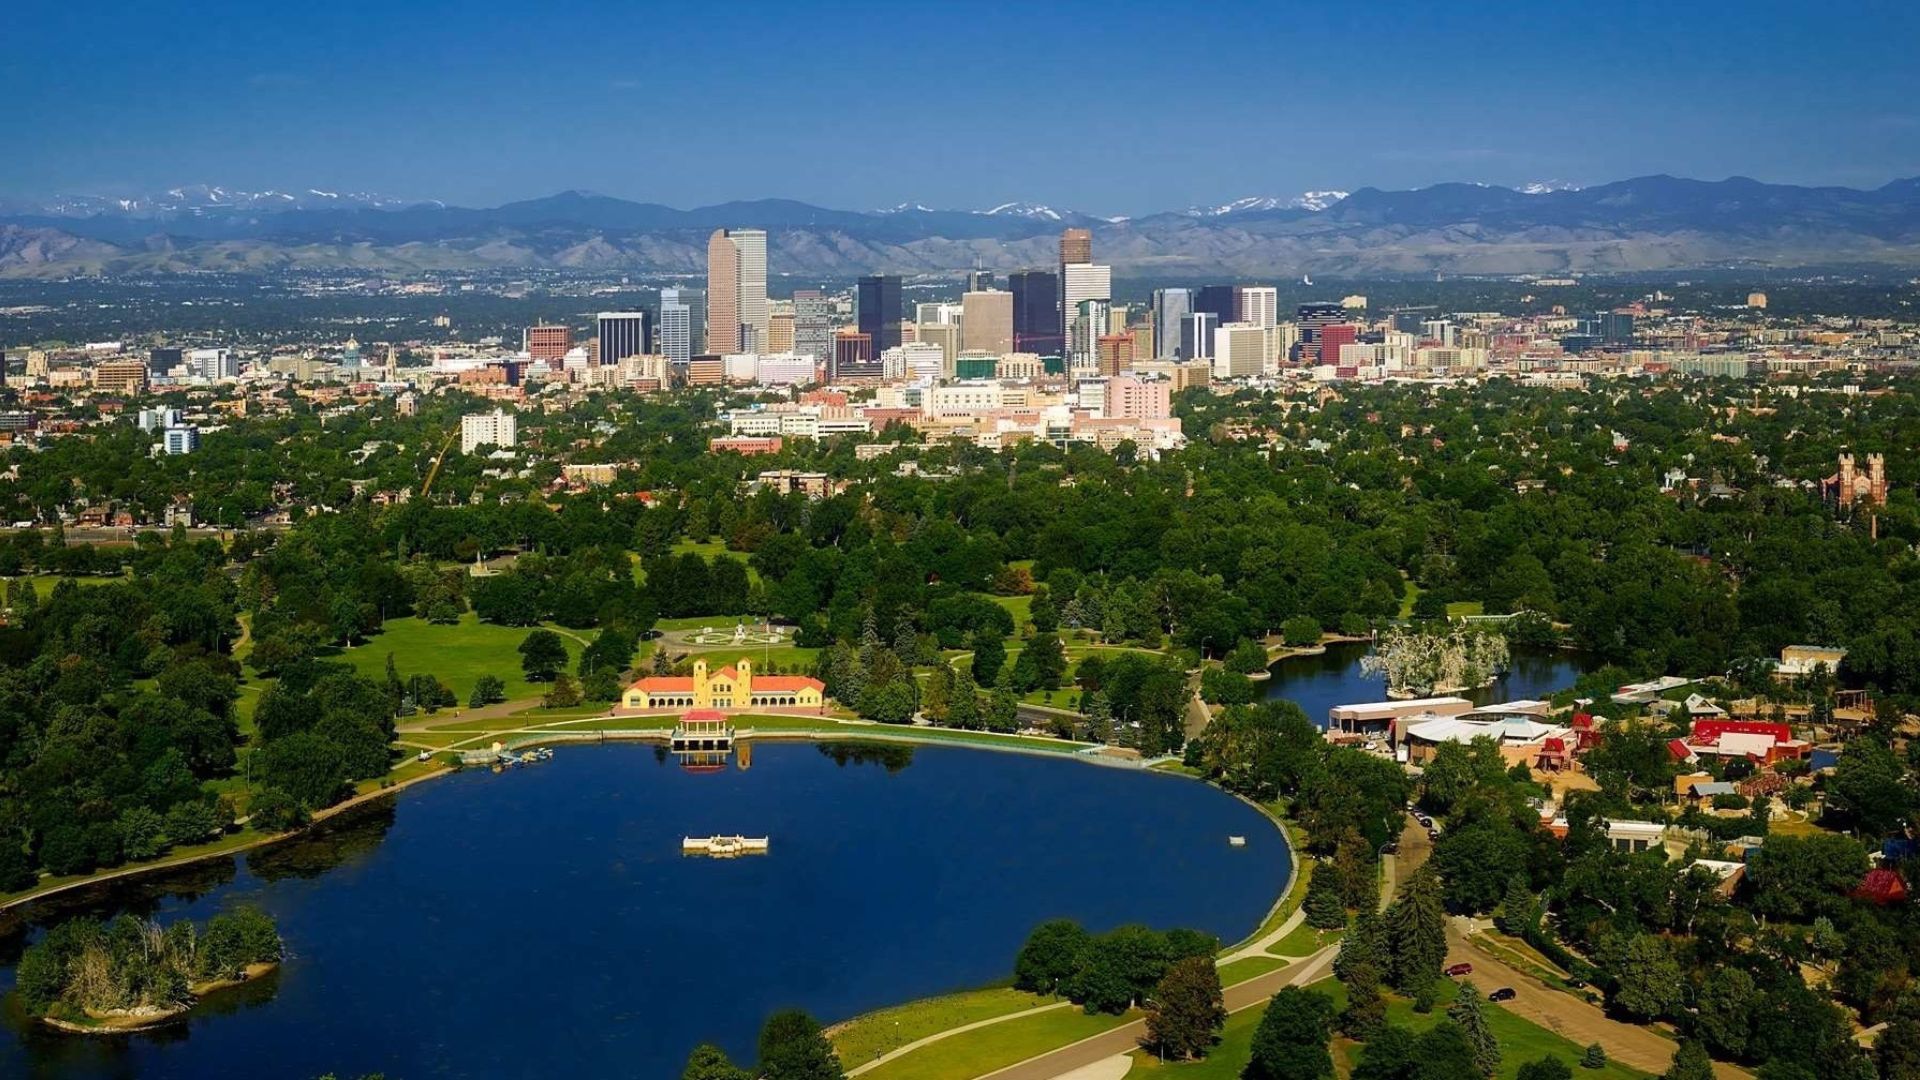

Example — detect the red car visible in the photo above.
[1445,962,1473,977]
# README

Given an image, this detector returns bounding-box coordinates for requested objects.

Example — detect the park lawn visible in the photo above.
[676,642,820,670]
[859,1003,1139,1080]
[653,613,762,631]
[1020,686,1082,709]
[634,538,762,586]
[1399,578,1423,619]
[11,571,131,598]
[988,592,1035,634]
[1217,955,1289,986]
[1124,997,1267,1078]
[1317,978,1650,1080]
[335,613,582,702]
[1271,922,1341,957]
[1446,600,1485,618]
[828,987,1057,1069]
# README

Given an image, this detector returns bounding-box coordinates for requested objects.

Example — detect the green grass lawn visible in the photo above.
[859,1003,1138,1080]
[988,592,1034,633]
[1216,955,1289,986]
[828,987,1056,1069]
[1271,922,1342,957]
[1399,578,1423,619]
[1446,600,1485,618]
[634,538,762,586]
[334,613,583,702]
[7,572,130,599]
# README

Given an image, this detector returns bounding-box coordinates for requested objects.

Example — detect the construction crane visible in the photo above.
[419,429,459,497]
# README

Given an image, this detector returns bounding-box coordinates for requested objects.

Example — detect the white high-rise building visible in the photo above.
[1062,264,1110,352]
[1212,322,1269,379]
[162,425,200,455]
[1069,299,1110,369]
[460,409,518,454]
[1236,286,1278,328]
[658,289,692,363]
[187,347,238,381]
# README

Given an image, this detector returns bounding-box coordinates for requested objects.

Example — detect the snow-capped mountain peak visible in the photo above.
[980,202,1065,221]
[28,185,422,217]
[1188,191,1349,216]
[1520,180,1582,195]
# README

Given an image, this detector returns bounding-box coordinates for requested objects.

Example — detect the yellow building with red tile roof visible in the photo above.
[622,658,824,712]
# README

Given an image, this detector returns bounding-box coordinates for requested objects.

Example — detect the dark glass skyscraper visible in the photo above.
[1008,270,1063,356]
[856,275,903,358]
[1194,285,1237,324]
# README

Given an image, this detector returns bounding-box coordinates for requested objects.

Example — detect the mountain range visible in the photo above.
[4,175,1920,278]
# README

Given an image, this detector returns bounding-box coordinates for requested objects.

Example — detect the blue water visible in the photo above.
[1263,641,1601,728]
[0,742,1289,1079]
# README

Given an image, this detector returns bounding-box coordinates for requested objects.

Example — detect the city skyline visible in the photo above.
[8,1,1919,215]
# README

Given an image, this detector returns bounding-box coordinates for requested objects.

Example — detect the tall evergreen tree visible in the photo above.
[1447,984,1501,1077]
[1385,867,1448,994]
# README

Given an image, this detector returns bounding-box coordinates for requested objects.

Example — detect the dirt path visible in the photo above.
[1447,925,1751,1079]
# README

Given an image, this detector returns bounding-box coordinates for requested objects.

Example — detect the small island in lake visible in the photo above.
[1361,624,1510,698]
[14,907,283,1033]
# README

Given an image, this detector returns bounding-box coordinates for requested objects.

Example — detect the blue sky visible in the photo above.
[6,0,1919,214]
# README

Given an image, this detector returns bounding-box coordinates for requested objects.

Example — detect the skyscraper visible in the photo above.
[1181,312,1220,361]
[856,275,903,358]
[792,289,832,363]
[1195,285,1237,325]
[1152,289,1192,359]
[1059,228,1091,267]
[1236,286,1278,328]
[1069,299,1110,368]
[1008,270,1062,356]
[1296,302,1346,363]
[706,229,768,353]
[966,269,995,292]
[960,290,1014,355]
[597,312,653,367]
[525,325,572,367]
[1062,264,1111,362]
[831,329,879,381]
[658,289,693,363]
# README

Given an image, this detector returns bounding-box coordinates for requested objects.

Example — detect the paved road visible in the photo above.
[1447,925,1751,1080]
[975,946,1339,1080]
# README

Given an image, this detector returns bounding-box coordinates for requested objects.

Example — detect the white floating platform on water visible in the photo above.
[1228,835,1248,847]
[683,835,770,857]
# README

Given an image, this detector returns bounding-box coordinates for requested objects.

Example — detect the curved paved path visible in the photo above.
[975,946,1340,1080]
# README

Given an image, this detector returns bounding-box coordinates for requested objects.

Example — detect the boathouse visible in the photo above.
[672,709,735,752]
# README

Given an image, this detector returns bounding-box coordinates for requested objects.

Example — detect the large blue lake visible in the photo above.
[0,742,1288,1079]
[1264,640,1601,727]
